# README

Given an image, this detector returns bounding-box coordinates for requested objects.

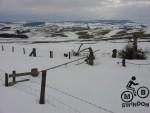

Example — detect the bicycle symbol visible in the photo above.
[121,76,149,102]
[121,86,149,102]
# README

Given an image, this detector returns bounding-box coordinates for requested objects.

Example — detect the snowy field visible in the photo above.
[0,21,150,113]
[0,40,150,113]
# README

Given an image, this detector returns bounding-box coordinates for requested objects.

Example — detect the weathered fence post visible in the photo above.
[68,52,71,59]
[5,73,9,87]
[23,48,25,54]
[12,46,14,52]
[50,51,53,58]
[2,45,4,51]
[122,58,126,67]
[12,70,16,84]
[39,70,47,104]
[29,48,36,57]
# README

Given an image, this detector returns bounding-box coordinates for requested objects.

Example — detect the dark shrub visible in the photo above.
[118,44,147,60]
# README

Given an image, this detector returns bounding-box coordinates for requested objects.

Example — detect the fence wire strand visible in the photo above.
[30,79,115,113]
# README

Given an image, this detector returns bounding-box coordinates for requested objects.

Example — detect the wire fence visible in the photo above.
[30,78,115,113]
[0,46,115,113]
[41,56,86,72]
[118,60,150,67]
[16,78,81,113]
[40,49,100,72]
[126,61,150,66]
[0,45,51,58]
[0,44,100,60]
[0,71,82,113]
[0,44,77,59]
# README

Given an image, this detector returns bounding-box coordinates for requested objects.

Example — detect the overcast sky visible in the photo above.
[0,0,150,24]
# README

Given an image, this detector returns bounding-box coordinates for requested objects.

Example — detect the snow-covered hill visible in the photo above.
[0,20,150,44]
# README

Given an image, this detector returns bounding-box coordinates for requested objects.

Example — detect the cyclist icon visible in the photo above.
[126,76,139,96]
[121,76,149,102]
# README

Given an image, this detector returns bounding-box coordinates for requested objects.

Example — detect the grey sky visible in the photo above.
[0,0,150,24]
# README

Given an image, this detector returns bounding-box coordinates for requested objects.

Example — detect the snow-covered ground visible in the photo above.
[0,40,150,113]
[0,22,150,113]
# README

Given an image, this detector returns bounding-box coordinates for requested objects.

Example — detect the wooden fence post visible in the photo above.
[122,58,126,67]
[12,70,16,84]
[39,70,47,104]
[50,51,53,58]
[5,73,9,87]
[23,48,25,54]
[69,52,71,59]
[2,45,4,51]
[29,48,36,57]
[12,46,14,52]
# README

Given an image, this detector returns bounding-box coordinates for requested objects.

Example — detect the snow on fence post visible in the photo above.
[12,46,14,52]
[1,45,4,51]
[50,51,53,58]
[23,48,25,54]
[39,70,47,104]
[5,73,9,87]
[12,70,16,84]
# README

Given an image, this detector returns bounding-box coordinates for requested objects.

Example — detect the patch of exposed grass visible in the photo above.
[76,31,94,39]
